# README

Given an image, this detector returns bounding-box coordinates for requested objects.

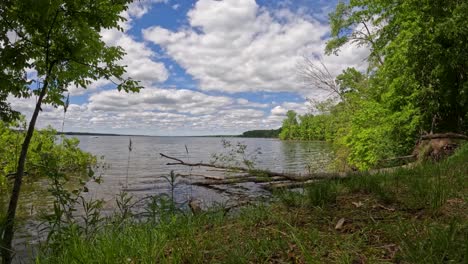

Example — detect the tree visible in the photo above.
[279,110,299,140]
[327,0,468,134]
[310,0,468,169]
[0,0,142,262]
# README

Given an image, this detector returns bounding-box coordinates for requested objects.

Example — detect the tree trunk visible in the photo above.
[1,80,49,264]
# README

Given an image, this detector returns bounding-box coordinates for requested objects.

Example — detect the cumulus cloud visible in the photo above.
[6,1,371,135]
[88,87,233,115]
[67,79,113,96]
[76,0,169,95]
[143,0,368,95]
[271,106,288,116]
[7,87,284,135]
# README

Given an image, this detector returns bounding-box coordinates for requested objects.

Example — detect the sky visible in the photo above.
[8,0,369,136]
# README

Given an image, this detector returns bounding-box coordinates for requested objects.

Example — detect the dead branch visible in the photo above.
[160,153,348,183]
[421,133,468,140]
[160,153,246,171]
[191,176,288,187]
[263,179,319,191]
[297,57,343,101]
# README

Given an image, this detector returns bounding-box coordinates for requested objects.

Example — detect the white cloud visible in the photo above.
[270,101,312,117]
[5,1,371,135]
[280,101,311,115]
[67,79,112,96]
[83,0,169,94]
[88,87,233,115]
[7,87,291,135]
[143,0,368,96]
[99,30,168,87]
[271,106,287,116]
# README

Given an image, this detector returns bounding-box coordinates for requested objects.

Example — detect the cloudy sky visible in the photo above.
[10,0,368,136]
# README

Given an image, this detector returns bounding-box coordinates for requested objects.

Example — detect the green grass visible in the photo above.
[35,144,468,263]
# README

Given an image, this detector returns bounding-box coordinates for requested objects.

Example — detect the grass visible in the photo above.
[35,144,468,263]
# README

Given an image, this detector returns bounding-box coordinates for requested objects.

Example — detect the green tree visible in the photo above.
[279,110,299,140]
[316,0,468,169]
[0,0,142,262]
[327,0,468,134]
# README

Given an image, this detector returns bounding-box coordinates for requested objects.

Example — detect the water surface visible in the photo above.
[76,136,333,207]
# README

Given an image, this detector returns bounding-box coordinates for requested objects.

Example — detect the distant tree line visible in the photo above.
[241,128,282,138]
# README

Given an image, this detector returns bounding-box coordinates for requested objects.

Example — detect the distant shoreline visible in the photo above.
[58,131,241,138]
[59,131,281,138]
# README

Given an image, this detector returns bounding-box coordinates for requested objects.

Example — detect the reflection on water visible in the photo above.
[4,136,332,261]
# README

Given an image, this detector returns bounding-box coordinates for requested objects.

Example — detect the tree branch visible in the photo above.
[360,21,384,66]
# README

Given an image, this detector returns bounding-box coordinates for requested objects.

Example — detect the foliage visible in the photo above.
[279,110,300,140]
[1,1,142,260]
[281,0,468,169]
[0,0,142,110]
[0,120,95,188]
[0,119,100,255]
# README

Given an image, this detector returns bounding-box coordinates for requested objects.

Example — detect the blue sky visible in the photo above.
[11,0,369,136]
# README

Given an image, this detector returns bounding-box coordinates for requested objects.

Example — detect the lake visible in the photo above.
[76,136,333,208]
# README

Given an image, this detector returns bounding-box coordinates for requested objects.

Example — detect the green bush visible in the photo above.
[0,120,96,188]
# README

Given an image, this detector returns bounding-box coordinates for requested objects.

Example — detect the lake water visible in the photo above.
[9,136,333,261]
[76,136,333,208]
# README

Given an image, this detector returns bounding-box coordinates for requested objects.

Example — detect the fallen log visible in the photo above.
[263,179,319,191]
[421,133,468,140]
[160,153,348,183]
[378,155,416,162]
[191,176,288,187]
[160,153,419,193]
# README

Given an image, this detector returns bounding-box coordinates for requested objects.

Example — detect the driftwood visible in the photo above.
[159,153,354,193]
[263,179,319,191]
[421,133,468,140]
[160,153,347,183]
[379,155,416,162]
[160,152,422,193]
[191,176,288,187]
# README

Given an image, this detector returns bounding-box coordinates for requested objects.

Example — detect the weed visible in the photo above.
[398,219,468,263]
[115,191,134,222]
[276,189,306,208]
[306,181,339,207]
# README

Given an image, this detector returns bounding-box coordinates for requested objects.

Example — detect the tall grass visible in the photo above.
[125,137,132,188]
[399,220,468,263]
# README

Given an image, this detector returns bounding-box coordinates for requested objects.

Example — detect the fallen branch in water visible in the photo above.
[160,153,246,171]
[191,176,288,187]
[263,179,320,191]
[160,152,417,191]
[159,153,349,188]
